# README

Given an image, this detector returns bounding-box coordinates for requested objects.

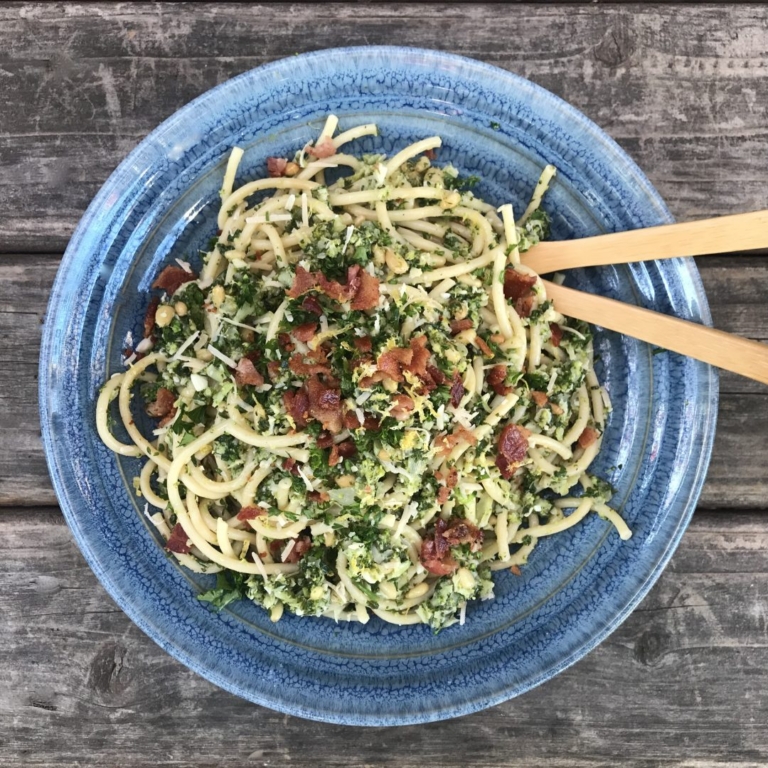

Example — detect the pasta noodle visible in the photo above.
[97,117,630,630]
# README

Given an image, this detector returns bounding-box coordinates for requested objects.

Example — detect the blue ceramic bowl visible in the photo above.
[39,47,718,725]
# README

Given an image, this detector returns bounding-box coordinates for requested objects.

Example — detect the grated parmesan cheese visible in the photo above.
[171,330,200,361]
[296,466,314,491]
[281,539,296,563]
[252,551,268,577]
[342,225,354,254]
[135,337,154,354]
[207,344,238,369]
[190,373,208,392]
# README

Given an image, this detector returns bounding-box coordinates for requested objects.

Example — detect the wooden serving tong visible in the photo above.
[521,211,768,385]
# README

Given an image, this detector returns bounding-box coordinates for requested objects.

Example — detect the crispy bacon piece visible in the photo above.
[443,519,483,551]
[307,137,336,159]
[353,336,373,353]
[475,335,494,358]
[267,157,288,177]
[344,411,380,431]
[284,534,313,564]
[498,423,530,463]
[503,269,538,318]
[450,371,465,408]
[515,295,535,318]
[487,364,511,396]
[350,269,380,311]
[278,333,295,353]
[450,318,474,335]
[496,423,531,479]
[144,296,159,339]
[423,148,437,161]
[436,467,459,504]
[375,335,430,385]
[283,457,300,476]
[346,264,363,295]
[283,389,310,429]
[235,356,265,387]
[288,351,332,377]
[343,411,362,430]
[503,269,537,301]
[237,506,267,521]
[578,427,600,449]
[287,266,319,299]
[329,439,357,467]
[550,323,563,347]
[434,426,477,457]
[301,294,323,315]
[406,335,430,377]
[551,402,564,415]
[306,375,343,433]
[510,565,522,576]
[158,406,177,428]
[267,360,282,382]
[390,394,415,421]
[316,430,334,449]
[146,387,175,418]
[317,270,351,303]
[358,371,388,389]
[152,265,196,296]
[288,265,379,311]
[308,490,330,503]
[377,347,413,383]
[293,321,318,343]
[531,390,548,407]
[166,523,191,554]
[420,519,458,576]
[426,364,446,386]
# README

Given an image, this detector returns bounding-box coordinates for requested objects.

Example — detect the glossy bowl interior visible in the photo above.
[40,47,718,724]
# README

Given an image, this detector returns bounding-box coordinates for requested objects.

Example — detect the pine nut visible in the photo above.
[211,285,225,307]
[154,305,176,327]
[405,582,429,599]
[385,249,409,274]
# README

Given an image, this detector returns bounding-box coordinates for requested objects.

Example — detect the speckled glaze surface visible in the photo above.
[40,47,718,725]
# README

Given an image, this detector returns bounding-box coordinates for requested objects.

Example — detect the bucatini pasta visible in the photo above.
[97,116,630,630]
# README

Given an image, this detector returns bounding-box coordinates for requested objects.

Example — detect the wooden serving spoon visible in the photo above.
[544,280,768,384]
[522,209,768,275]
[519,210,768,385]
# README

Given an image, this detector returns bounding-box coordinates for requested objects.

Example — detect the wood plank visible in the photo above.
[0,254,57,506]
[1,4,768,251]
[1,508,766,766]
[6,252,768,507]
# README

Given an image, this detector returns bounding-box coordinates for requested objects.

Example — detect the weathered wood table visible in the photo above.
[2,3,768,765]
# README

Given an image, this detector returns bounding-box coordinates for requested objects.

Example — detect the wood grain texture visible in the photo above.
[5,253,768,508]
[1,3,768,251]
[1,508,766,767]
[3,4,768,765]
[0,254,56,505]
